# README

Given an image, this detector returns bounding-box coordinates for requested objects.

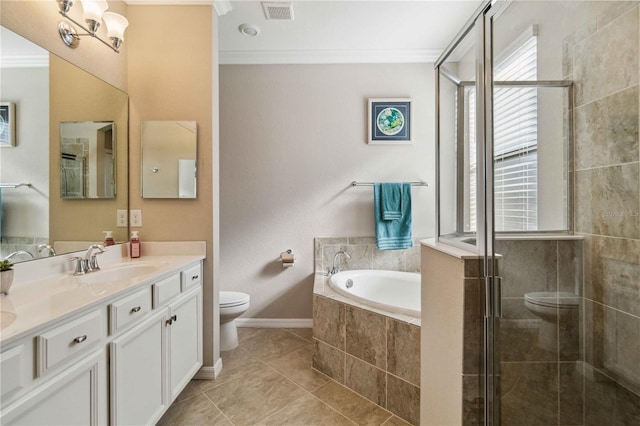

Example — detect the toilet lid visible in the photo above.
[220,291,250,307]
[524,292,579,308]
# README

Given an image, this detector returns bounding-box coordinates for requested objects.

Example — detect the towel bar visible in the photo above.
[351,181,427,187]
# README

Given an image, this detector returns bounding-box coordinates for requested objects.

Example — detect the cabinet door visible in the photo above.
[0,349,106,426]
[168,286,202,402]
[110,309,167,426]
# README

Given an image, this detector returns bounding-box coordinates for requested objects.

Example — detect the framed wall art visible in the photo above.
[368,98,412,145]
[0,102,16,147]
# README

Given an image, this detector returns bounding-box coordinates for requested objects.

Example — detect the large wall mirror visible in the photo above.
[0,26,129,263]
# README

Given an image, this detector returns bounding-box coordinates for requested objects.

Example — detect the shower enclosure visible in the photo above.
[435,1,639,424]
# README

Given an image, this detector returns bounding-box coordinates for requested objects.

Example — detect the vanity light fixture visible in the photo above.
[57,0,129,53]
[238,23,261,37]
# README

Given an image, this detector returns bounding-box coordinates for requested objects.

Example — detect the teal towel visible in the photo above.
[374,183,413,250]
[380,182,403,220]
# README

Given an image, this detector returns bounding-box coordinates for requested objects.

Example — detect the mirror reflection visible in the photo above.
[0,26,129,264]
[141,121,197,199]
[60,121,116,199]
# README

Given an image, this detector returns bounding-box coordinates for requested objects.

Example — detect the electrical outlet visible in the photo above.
[130,210,143,227]
[116,209,128,227]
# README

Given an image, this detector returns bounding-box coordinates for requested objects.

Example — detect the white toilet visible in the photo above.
[219,291,250,351]
[524,291,579,351]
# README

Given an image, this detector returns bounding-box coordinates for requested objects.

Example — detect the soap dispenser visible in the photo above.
[130,231,141,258]
[103,231,115,246]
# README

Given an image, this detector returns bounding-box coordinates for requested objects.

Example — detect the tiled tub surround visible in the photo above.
[314,237,422,275]
[312,237,422,425]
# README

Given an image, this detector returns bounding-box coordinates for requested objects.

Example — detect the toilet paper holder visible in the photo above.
[280,249,295,268]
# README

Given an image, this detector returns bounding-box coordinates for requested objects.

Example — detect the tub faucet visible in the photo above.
[329,251,352,275]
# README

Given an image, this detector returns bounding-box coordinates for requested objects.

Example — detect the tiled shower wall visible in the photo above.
[566,2,640,423]
[495,239,584,425]
[312,237,421,424]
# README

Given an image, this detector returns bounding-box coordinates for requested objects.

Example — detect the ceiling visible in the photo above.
[127,0,483,64]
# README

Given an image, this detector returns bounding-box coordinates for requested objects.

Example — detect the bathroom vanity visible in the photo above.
[0,242,205,425]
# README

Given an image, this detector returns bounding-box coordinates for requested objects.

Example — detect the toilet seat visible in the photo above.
[524,291,579,309]
[220,291,250,308]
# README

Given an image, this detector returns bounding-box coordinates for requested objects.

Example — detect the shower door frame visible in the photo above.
[436,2,577,424]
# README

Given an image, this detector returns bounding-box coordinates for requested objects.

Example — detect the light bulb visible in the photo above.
[103,12,129,42]
[81,0,108,33]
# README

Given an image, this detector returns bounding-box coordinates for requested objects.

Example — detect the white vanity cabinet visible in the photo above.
[110,308,168,425]
[0,349,107,425]
[110,284,202,425]
[0,260,203,426]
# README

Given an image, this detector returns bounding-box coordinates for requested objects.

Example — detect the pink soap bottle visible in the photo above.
[130,231,141,258]
[103,231,115,246]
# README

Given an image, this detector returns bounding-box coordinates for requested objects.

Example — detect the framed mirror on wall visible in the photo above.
[141,121,197,199]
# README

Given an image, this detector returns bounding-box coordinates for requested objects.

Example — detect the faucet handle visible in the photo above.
[69,256,86,276]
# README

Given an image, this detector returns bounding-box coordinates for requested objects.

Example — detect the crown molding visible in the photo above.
[213,0,232,16]
[1,54,49,68]
[219,48,442,65]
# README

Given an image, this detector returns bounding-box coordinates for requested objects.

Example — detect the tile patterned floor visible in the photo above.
[158,328,412,426]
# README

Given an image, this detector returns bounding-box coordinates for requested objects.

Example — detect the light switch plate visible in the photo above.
[130,210,142,227]
[117,210,128,227]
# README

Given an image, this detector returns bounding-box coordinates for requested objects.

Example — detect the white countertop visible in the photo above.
[0,242,206,346]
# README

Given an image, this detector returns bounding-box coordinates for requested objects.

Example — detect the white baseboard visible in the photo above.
[194,358,223,380]
[235,318,313,328]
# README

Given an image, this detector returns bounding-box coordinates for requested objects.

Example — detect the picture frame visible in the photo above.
[368,98,412,145]
[0,102,16,147]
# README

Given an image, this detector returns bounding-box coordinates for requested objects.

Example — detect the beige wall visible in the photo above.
[49,55,129,244]
[0,0,128,92]
[127,5,216,366]
[220,63,436,319]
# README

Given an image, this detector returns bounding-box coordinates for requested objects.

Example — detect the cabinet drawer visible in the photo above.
[109,288,152,335]
[153,274,181,308]
[36,310,102,377]
[181,264,201,292]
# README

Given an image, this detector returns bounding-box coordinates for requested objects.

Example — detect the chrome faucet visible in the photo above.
[85,244,106,272]
[329,251,352,275]
[70,244,106,276]
[37,244,57,257]
[4,250,34,261]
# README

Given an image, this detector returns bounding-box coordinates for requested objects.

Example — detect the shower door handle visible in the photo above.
[494,276,502,318]
[484,276,503,319]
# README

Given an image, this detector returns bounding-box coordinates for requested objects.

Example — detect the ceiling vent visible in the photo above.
[262,2,294,20]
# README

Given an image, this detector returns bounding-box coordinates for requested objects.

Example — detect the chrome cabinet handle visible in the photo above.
[74,335,88,344]
[130,306,142,313]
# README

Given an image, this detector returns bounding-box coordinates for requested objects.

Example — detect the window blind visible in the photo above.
[493,36,538,231]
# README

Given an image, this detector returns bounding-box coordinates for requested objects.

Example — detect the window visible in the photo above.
[464,32,538,233]
[493,35,538,231]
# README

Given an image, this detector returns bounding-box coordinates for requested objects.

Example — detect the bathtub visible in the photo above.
[329,270,420,318]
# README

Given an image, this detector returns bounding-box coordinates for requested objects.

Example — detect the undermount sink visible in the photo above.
[71,263,160,286]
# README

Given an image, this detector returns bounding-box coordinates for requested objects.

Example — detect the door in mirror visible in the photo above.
[141,121,197,199]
